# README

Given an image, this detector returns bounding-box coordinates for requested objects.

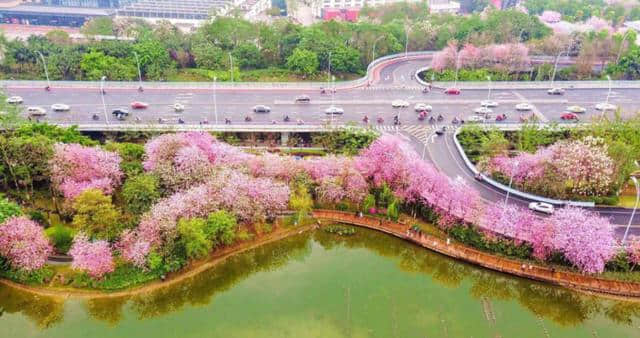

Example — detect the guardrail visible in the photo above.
[57,123,374,133]
[0,51,437,91]
[433,80,640,90]
[452,128,595,208]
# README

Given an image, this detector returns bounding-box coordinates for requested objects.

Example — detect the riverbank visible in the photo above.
[3,211,640,300]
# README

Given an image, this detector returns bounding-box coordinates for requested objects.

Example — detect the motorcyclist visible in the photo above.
[92,114,99,120]
[245,116,252,122]
[225,118,231,124]
[363,115,369,123]
[178,118,185,124]
[437,114,443,121]
[284,115,290,122]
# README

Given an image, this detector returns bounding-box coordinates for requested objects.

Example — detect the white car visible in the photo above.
[414,103,432,112]
[51,103,70,111]
[391,99,409,108]
[467,115,484,123]
[515,103,533,111]
[26,106,46,116]
[6,96,23,104]
[173,103,185,112]
[253,105,271,113]
[567,105,586,114]
[474,107,493,115]
[547,88,565,95]
[528,202,555,215]
[480,100,499,107]
[325,106,344,115]
[595,102,617,111]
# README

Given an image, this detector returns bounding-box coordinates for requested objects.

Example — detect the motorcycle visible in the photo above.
[271,120,277,124]
[377,117,384,124]
[393,116,401,126]
[437,114,444,122]
[283,115,290,122]
[138,86,144,93]
[362,116,369,124]
[245,116,252,122]
[429,116,435,123]
[225,118,232,125]
[422,87,429,94]
[452,117,459,124]
[178,118,185,124]
[45,86,51,92]
[200,118,209,125]
[320,88,326,94]
[296,119,304,125]
[101,89,106,95]
[157,118,165,124]
[135,117,142,123]
[92,114,99,121]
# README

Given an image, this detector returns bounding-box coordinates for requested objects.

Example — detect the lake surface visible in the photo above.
[1,227,639,338]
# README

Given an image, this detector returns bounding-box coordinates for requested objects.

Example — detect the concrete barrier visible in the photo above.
[452,128,595,207]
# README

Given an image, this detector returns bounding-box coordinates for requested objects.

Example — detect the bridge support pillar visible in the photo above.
[280,132,290,146]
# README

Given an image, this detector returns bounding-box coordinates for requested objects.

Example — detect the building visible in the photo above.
[313,0,459,18]
[0,4,111,26]
[429,0,459,14]
[322,7,358,22]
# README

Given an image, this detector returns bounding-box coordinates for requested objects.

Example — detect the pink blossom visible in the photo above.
[586,17,613,33]
[0,216,52,271]
[69,233,115,279]
[49,144,123,200]
[627,236,640,266]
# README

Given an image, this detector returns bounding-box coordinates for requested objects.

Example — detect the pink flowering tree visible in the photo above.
[548,207,616,274]
[627,236,640,269]
[69,233,115,279]
[143,132,252,191]
[430,42,458,71]
[118,170,290,267]
[0,216,52,271]
[49,144,123,200]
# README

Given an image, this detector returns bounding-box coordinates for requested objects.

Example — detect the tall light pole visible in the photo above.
[327,51,332,88]
[100,76,109,125]
[228,53,234,83]
[371,36,384,63]
[330,75,335,126]
[503,161,520,207]
[133,51,143,90]
[36,51,50,90]
[486,75,492,100]
[404,25,409,57]
[622,176,640,245]
[213,76,218,125]
[605,74,613,105]
[550,49,566,88]
[615,30,633,64]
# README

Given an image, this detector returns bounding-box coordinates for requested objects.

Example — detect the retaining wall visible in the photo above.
[313,209,640,298]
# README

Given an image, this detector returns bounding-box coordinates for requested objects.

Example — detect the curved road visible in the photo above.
[2,52,638,234]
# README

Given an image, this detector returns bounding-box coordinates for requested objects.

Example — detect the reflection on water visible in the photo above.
[1,227,639,337]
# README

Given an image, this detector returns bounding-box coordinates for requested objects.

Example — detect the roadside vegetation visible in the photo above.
[458,116,640,204]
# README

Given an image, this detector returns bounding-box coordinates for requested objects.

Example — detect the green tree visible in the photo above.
[362,194,376,213]
[204,210,238,246]
[81,17,115,36]
[45,30,72,46]
[104,142,144,177]
[289,183,313,224]
[71,189,121,241]
[0,133,53,198]
[121,174,160,216]
[0,196,21,223]
[387,199,400,221]
[286,48,319,75]
[133,36,176,80]
[80,50,136,80]
[232,42,263,69]
[177,218,211,259]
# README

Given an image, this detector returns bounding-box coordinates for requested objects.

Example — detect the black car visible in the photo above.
[112,109,129,120]
[294,95,311,103]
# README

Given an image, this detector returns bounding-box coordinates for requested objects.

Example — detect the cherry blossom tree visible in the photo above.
[49,144,123,200]
[627,236,640,268]
[68,233,115,279]
[0,216,52,271]
[548,207,616,274]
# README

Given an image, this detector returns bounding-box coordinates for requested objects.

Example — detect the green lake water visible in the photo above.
[1,227,639,338]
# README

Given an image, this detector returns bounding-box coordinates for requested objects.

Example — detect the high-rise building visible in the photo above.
[312,0,459,18]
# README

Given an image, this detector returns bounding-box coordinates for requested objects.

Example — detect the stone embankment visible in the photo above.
[313,210,640,298]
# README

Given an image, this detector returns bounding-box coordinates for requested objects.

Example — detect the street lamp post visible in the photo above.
[100,76,109,125]
[330,75,335,126]
[622,176,640,245]
[133,51,143,90]
[486,76,492,100]
[36,51,51,90]
[550,49,566,88]
[615,30,633,64]
[228,53,234,83]
[404,26,409,57]
[453,52,462,89]
[213,76,218,125]
[605,74,612,105]
[503,161,520,206]
[371,36,384,63]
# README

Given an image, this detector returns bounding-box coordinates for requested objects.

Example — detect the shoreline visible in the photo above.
[3,211,640,301]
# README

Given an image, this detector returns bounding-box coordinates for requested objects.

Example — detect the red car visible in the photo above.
[561,113,578,121]
[444,87,461,95]
[131,101,149,109]
[495,113,507,121]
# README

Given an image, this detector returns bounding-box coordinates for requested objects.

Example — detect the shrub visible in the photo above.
[204,211,237,246]
[45,225,75,254]
[69,233,115,279]
[177,218,212,259]
[72,189,121,241]
[121,174,161,215]
[0,196,21,223]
